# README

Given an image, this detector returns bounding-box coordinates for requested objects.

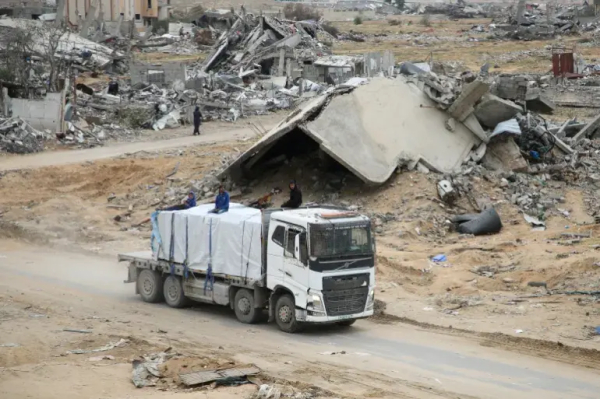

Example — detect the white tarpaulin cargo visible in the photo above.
[154,203,263,282]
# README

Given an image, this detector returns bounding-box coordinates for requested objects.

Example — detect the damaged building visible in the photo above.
[221,76,482,185]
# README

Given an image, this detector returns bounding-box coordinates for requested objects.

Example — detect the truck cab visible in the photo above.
[264,207,375,332]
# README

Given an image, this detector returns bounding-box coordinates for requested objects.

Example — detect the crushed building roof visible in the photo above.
[222,77,482,185]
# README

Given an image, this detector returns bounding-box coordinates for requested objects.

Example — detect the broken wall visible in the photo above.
[9,93,64,132]
[364,51,395,77]
[129,61,186,86]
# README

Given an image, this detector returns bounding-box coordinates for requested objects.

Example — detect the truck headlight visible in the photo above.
[308,294,326,315]
[365,288,375,311]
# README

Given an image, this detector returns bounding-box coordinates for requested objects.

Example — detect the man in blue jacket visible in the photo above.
[164,191,196,211]
[210,185,229,214]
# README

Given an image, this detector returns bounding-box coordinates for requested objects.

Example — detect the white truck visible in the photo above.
[119,203,375,333]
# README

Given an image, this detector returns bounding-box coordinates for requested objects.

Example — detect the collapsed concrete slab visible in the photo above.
[475,94,523,128]
[221,77,481,185]
[483,136,528,173]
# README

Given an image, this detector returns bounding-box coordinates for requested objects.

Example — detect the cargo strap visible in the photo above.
[204,218,214,294]
[243,225,255,285]
[183,217,189,279]
[169,213,175,276]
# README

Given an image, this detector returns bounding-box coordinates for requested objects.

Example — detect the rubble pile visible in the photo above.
[199,15,329,75]
[0,18,126,73]
[488,3,600,40]
[0,117,47,154]
[419,2,487,19]
[73,13,347,128]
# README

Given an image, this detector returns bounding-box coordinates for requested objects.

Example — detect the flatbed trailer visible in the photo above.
[120,205,376,333]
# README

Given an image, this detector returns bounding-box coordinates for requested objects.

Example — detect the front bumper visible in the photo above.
[296,309,374,323]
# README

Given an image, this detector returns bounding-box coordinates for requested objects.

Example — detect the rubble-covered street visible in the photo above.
[2,1,600,399]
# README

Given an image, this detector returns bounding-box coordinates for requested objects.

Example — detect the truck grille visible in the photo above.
[323,286,368,316]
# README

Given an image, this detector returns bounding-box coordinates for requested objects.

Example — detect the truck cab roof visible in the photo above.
[270,207,370,227]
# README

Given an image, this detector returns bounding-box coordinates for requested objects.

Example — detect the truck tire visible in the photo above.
[234,289,261,324]
[336,319,356,327]
[137,269,163,303]
[163,275,190,308]
[275,294,301,333]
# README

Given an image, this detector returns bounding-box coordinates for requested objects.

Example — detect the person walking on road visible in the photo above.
[193,106,202,136]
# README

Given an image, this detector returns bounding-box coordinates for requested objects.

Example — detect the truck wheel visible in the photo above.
[336,319,356,327]
[234,289,260,324]
[163,275,190,308]
[137,269,163,303]
[275,295,301,333]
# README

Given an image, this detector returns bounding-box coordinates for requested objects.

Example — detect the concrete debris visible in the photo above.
[487,2,597,41]
[254,383,318,399]
[437,180,457,204]
[475,94,523,128]
[224,77,480,185]
[482,136,528,173]
[523,213,546,230]
[0,18,126,72]
[132,350,175,388]
[0,117,47,154]
[67,338,128,355]
[417,2,487,19]
[88,355,115,361]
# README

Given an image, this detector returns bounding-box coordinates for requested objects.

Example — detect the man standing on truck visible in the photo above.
[281,180,302,209]
[165,191,196,211]
[209,185,229,214]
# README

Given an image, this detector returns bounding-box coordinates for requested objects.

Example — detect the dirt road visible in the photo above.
[1,242,599,399]
[0,125,260,172]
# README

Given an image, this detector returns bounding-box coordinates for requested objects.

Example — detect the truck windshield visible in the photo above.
[309,224,372,258]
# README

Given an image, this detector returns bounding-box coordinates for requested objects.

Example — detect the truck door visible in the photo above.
[266,222,286,288]
[283,227,309,295]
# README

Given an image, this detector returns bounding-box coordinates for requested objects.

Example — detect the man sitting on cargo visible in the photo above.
[209,185,230,214]
[165,191,196,211]
[281,180,302,209]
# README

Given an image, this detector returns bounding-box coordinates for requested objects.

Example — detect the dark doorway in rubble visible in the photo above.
[259,58,275,75]
[240,128,350,181]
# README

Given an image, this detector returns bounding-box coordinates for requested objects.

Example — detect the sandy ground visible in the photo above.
[1,241,600,399]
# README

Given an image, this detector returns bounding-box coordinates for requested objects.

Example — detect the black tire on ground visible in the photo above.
[233,288,261,324]
[163,275,190,308]
[336,319,356,327]
[275,294,301,333]
[137,269,164,303]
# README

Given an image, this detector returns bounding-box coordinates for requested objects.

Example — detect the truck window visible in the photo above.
[272,225,285,247]
[285,229,299,258]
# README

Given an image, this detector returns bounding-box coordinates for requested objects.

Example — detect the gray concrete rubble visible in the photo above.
[0,117,47,154]
[475,94,523,128]
[219,55,600,192]
[222,77,482,185]
[0,18,126,72]
[486,2,598,40]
